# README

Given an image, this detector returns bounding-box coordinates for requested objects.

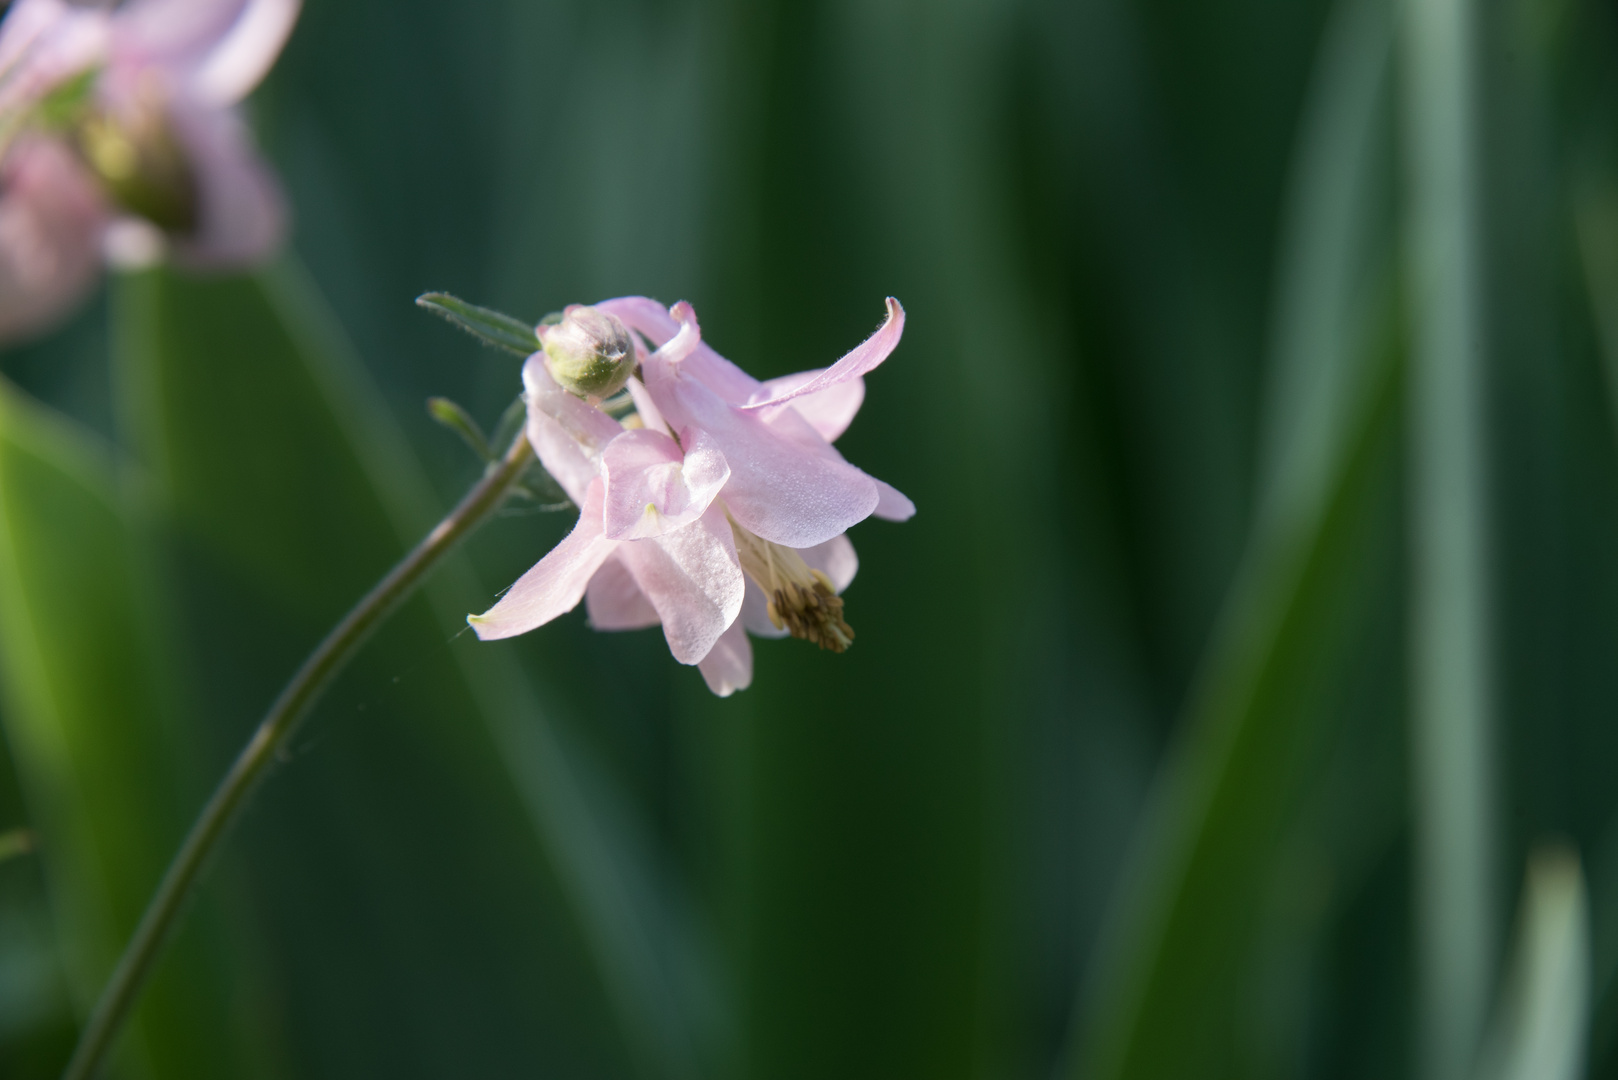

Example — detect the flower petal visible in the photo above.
[740,297,903,411]
[109,0,252,72]
[873,478,916,521]
[625,375,669,435]
[189,0,300,105]
[761,401,915,523]
[652,300,702,364]
[615,502,743,664]
[166,101,285,267]
[0,138,108,345]
[0,0,108,118]
[597,295,760,404]
[601,426,729,541]
[469,480,616,640]
[593,294,678,342]
[698,617,753,697]
[643,362,878,549]
[756,369,865,442]
[523,352,624,505]
[801,533,859,592]
[585,553,660,631]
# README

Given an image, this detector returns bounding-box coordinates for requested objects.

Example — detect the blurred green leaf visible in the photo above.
[0,376,259,1080]
[415,292,540,358]
[112,259,718,1079]
[1475,844,1590,1080]
[1064,0,1402,1074]
[1070,330,1400,1080]
[1402,0,1499,1070]
[1574,178,1618,423]
[0,827,33,865]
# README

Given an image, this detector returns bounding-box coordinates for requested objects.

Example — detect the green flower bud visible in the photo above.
[542,305,636,400]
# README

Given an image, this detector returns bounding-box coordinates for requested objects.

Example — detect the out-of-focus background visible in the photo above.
[3,0,1618,1077]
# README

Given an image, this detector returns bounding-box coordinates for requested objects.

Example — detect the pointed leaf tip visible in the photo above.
[415,292,540,357]
[427,396,494,461]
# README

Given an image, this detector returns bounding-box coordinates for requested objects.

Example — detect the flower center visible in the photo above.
[74,77,197,234]
[728,514,854,652]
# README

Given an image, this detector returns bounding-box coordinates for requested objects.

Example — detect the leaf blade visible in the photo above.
[415,292,540,358]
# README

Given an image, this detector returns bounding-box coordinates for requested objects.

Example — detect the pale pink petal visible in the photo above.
[0,0,72,75]
[800,533,859,592]
[0,0,109,118]
[698,617,753,697]
[740,297,903,411]
[873,478,916,521]
[756,369,865,442]
[601,426,729,541]
[469,480,617,640]
[685,344,761,405]
[760,399,915,523]
[109,0,253,73]
[525,406,599,507]
[166,101,284,267]
[597,294,759,404]
[625,375,668,435]
[593,294,679,342]
[189,0,300,105]
[104,0,297,102]
[652,300,701,364]
[585,553,660,631]
[523,353,624,505]
[0,137,109,344]
[616,503,743,664]
[645,359,878,548]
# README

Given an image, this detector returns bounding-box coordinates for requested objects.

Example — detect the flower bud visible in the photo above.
[74,93,197,234]
[541,305,636,400]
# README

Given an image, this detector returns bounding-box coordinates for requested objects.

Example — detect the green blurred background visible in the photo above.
[3,0,1618,1077]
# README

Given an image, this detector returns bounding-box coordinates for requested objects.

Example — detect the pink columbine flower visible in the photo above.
[0,0,298,342]
[469,297,916,697]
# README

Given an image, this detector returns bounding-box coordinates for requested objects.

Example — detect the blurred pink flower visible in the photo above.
[470,297,915,697]
[0,136,106,335]
[0,0,298,342]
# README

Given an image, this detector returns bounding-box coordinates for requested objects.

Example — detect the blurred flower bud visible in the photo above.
[541,304,636,400]
[73,83,197,234]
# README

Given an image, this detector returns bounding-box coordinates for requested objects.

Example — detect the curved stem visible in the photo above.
[61,431,536,1080]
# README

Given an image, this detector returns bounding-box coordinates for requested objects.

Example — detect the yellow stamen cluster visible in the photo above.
[729,516,854,652]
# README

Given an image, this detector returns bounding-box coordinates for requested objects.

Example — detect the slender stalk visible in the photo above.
[1401,0,1497,1077]
[61,431,536,1080]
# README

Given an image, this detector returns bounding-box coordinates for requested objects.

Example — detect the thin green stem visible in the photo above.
[61,431,536,1080]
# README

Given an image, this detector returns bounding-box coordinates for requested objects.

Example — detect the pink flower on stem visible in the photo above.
[470,297,916,697]
[0,0,298,342]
